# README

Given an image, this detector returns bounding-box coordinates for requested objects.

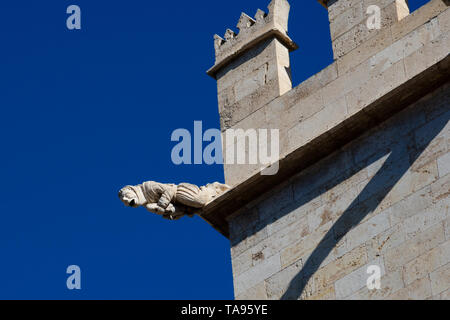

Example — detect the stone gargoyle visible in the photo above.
[118,181,230,220]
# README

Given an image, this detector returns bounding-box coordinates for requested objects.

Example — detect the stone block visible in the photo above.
[431,172,450,203]
[391,0,448,42]
[234,253,281,297]
[334,257,385,299]
[230,224,268,259]
[384,223,445,272]
[412,118,449,172]
[232,250,253,278]
[366,223,408,261]
[388,277,432,299]
[265,200,312,236]
[337,26,393,76]
[329,0,364,22]
[439,288,450,300]
[346,59,406,116]
[438,152,450,178]
[265,260,302,299]
[229,208,259,239]
[388,160,439,208]
[330,2,364,40]
[253,214,310,265]
[216,38,278,93]
[445,216,450,240]
[344,209,391,252]
[402,198,448,240]
[286,95,348,154]
[404,37,436,80]
[258,184,294,222]
[331,0,408,59]
[233,64,268,101]
[322,167,368,206]
[332,22,375,59]
[235,281,268,300]
[403,245,442,286]
[348,270,404,299]
[430,262,450,295]
[311,245,368,293]
[324,58,371,107]
[303,283,336,300]
[284,90,324,131]
[280,221,334,268]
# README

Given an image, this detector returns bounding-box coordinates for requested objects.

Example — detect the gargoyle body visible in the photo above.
[118,181,229,220]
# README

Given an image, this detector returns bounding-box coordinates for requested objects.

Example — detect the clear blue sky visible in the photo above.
[0,0,428,299]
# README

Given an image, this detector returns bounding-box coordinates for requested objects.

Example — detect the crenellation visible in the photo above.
[237,13,256,32]
[209,0,297,74]
[255,8,268,23]
[224,28,237,41]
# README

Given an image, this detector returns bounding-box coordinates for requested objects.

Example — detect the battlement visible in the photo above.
[207,0,298,78]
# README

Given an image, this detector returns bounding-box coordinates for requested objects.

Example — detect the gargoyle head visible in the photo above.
[118,185,146,208]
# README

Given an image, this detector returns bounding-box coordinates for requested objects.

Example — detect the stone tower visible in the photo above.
[200,0,450,299]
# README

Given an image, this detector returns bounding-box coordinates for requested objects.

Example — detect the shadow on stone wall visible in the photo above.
[279,87,450,299]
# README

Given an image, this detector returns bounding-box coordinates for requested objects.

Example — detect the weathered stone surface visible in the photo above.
[265,259,302,299]
[391,0,448,42]
[234,253,281,297]
[430,262,450,295]
[286,96,348,153]
[235,281,268,300]
[366,223,407,260]
[337,27,393,76]
[384,223,446,272]
[431,171,450,203]
[232,250,253,278]
[312,245,368,293]
[331,0,410,59]
[330,2,364,40]
[437,152,450,177]
[388,277,432,299]
[334,257,385,299]
[344,209,391,253]
[203,0,450,301]
[403,247,439,286]
[329,0,363,22]
[401,198,448,240]
[348,270,405,300]
[227,80,450,298]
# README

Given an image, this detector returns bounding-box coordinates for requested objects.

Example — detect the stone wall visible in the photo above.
[221,0,449,187]
[328,0,410,59]
[229,82,450,299]
[204,0,450,300]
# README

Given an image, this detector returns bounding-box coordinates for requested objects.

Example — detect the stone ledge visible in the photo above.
[199,54,450,238]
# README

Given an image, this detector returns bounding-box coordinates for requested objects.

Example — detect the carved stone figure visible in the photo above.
[118,181,230,220]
